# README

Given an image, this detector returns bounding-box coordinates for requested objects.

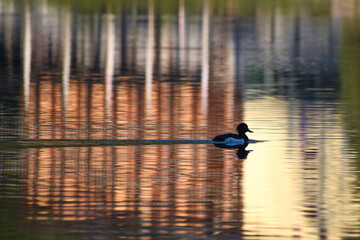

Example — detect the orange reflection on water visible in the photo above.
[23,74,222,140]
[24,144,244,234]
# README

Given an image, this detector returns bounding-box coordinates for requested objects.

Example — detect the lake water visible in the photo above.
[1,0,360,239]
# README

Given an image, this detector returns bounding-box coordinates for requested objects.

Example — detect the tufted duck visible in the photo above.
[213,123,253,146]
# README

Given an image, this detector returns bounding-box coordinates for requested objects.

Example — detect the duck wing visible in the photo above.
[213,133,240,142]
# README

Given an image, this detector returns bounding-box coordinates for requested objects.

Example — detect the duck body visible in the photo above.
[213,133,248,143]
[212,123,253,146]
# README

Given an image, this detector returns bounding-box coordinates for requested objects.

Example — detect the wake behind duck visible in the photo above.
[0,123,261,149]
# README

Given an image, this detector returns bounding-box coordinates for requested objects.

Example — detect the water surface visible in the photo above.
[0,0,360,239]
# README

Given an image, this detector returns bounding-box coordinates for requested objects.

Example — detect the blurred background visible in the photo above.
[0,0,360,239]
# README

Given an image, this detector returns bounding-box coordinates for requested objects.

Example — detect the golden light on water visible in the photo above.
[245,97,358,238]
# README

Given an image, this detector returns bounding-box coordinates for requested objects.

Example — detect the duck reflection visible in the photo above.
[213,142,252,159]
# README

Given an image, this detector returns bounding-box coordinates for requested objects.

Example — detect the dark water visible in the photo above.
[1,0,360,239]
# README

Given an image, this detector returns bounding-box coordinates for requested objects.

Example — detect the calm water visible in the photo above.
[1,0,360,239]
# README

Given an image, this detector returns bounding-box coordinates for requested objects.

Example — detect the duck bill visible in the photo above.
[248,129,254,133]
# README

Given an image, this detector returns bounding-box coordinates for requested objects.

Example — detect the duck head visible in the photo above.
[236,123,253,135]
